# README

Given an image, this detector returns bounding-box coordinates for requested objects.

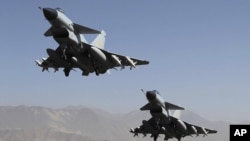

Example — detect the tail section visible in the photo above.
[91,30,106,49]
[172,110,182,119]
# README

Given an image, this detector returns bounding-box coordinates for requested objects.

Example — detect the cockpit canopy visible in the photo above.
[152,90,160,95]
[55,7,64,13]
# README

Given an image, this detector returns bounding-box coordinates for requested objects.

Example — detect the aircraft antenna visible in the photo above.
[141,89,146,95]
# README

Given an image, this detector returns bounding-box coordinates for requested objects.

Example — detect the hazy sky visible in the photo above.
[0,0,250,123]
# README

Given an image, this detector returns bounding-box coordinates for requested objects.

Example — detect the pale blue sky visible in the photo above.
[0,0,250,123]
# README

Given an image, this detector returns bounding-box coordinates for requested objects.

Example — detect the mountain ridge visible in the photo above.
[0,105,228,141]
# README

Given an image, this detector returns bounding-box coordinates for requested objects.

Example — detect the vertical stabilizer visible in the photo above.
[172,110,182,119]
[91,30,106,49]
[80,34,88,44]
[165,102,185,110]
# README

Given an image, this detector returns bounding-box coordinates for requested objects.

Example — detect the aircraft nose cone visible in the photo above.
[43,8,57,20]
[146,91,156,101]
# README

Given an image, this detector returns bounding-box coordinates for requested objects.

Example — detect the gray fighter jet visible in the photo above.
[130,90,217,141]
[35,7,149,76]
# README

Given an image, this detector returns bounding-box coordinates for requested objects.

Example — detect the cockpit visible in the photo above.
[56,8,64,13]
[152,90,160,95]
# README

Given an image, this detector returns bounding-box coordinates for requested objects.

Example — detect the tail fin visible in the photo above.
[172,110,182,119]
[91,30,106,49]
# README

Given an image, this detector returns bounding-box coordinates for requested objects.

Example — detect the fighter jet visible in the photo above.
[130,90,217,141]
[35,7,149,76]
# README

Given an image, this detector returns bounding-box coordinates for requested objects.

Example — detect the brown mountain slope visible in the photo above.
[0,106,228,141]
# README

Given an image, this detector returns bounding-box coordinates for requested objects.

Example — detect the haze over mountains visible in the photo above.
[0,106,228,141]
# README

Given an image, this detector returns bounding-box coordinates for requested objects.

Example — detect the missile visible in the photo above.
[35,60,42,66]
[200,127,208,137]
[130,128,139,137]
[42,57,47,61]
[46,48,68,65]
[161,127,166,133]
[191,126,198,135]
[111,55,122,66]
[130,128,135,133]
[35,60,49,72]
[36,57,58,72]
[125,56,136,69]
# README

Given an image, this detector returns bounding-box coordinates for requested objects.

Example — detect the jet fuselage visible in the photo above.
[146,90,170,124]
[37,7,149,77]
